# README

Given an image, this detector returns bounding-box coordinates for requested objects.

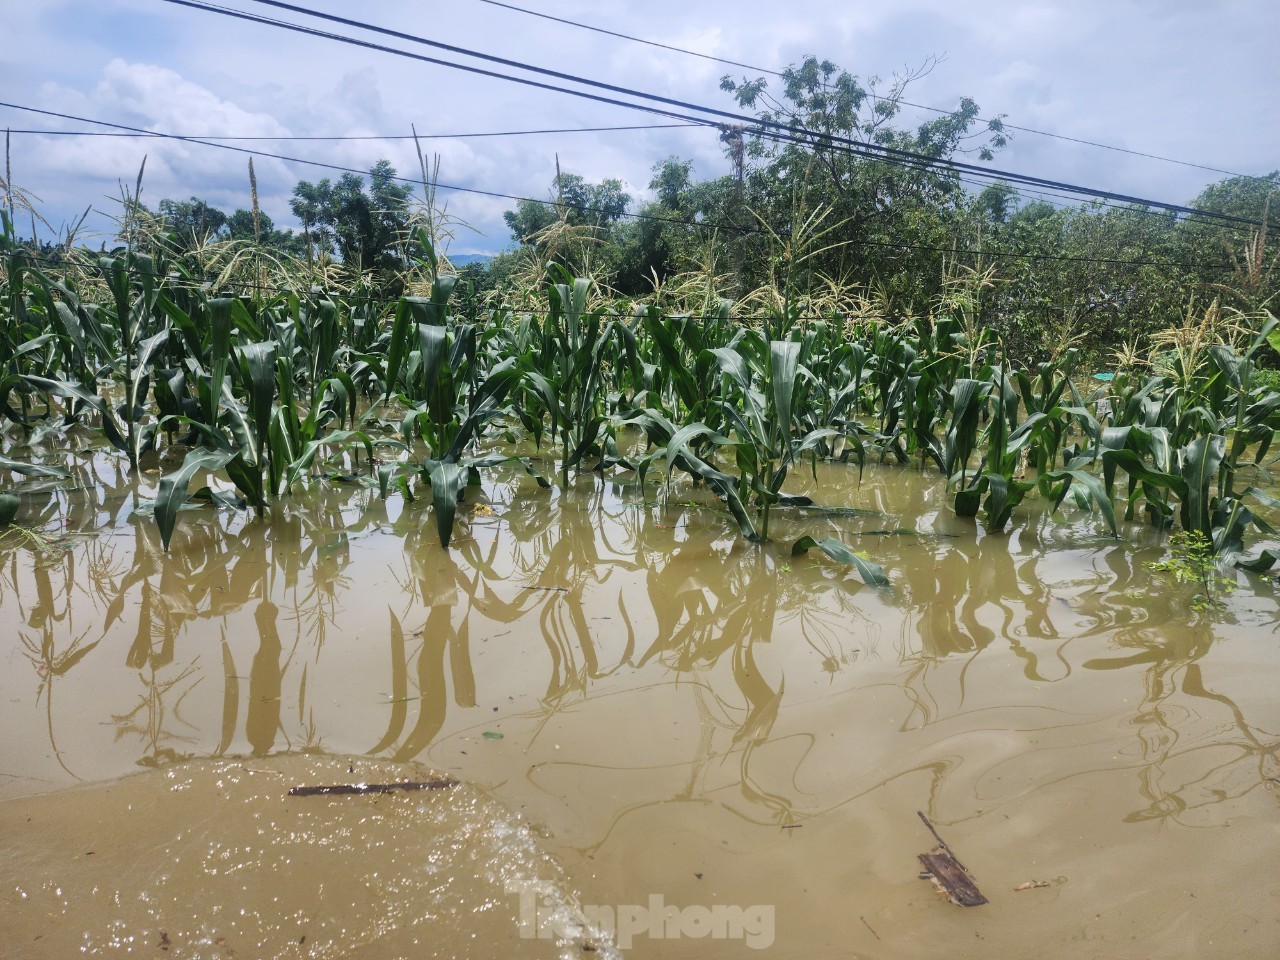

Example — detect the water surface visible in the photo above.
[2,456,1277,957]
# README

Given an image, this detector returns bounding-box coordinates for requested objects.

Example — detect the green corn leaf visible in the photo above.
[705,346,752,396]
[791,535,889,587]
[384,298,416,394]
[1101,449,1186,495]
[239,341,278,436]
[954,482,985,518]
[425,459,467,548]
[1242,486,1280,510]
[1238,549,1279,573]
[1178,434,1224,536]
[155,447,238,550]
[228,297,263,340]
[1045,467,1117,536]
[0,455,71,479]
[769,340,801,450]
[207,298,234,426]
[22,375,128,453]
[281,429,374,494]
[11,333,57,361]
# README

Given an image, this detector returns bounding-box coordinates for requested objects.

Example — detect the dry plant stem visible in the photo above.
[288,778,458,797]
[917,809,968,872]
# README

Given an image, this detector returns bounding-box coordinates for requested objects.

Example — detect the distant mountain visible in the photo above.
[448,253,493,267]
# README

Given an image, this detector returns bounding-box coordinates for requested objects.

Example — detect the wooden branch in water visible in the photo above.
[917,810,967,871]
[918,852,988,906]
[288,778,458,797]
[916,811,988,907]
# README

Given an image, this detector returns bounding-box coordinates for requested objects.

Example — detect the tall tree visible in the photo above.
[504,170,632,243]
[158,196,227,248]
[503,169,632,277]
[291,160,413,276]
[718,55,1009,306]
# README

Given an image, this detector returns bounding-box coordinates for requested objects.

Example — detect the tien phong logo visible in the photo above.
[510,887,776,950]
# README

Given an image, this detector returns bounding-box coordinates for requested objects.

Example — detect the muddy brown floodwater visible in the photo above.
[1,454,1278,958]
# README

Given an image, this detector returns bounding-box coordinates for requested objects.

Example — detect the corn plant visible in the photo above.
[522,273,638,484]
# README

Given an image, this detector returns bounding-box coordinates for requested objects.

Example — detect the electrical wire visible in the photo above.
[0,123,701,141]
[474,0,1279,187]
[0,101,731,233]
[0,102,1243,271]
[215,0,1274,232]
[475,0,777,76]
[3,122,1221,229]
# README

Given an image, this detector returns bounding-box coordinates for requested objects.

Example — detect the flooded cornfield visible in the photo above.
[2,452,1277,958]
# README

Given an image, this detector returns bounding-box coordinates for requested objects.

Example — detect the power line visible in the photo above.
[0,106,1214,230]
[208,0,1276,231]
[0,101,731,234]
[2,102,1241,273]
[2,122,700,141]
[475,0,778,77]
[0,122,1218,231]
[474,0,1278,187]
[202,0,1274,233]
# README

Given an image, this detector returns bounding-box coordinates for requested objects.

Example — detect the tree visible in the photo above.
[503,170,632,244]
[718,56,1009,308]
[608,158,699,294]
[1177,173,1279,312]
[650,156,693,210]
[502,169,633,279]
[157,197,227,248]
[221,208,305,256]
[975,181,1018,226]
[226,207,269,242]
[289,179,331,264]
[291,159,413,277]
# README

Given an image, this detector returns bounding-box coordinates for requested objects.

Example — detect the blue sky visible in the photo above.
[4,0,1277,256]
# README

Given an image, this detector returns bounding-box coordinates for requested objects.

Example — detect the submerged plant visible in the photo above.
[1146,530,1237,610]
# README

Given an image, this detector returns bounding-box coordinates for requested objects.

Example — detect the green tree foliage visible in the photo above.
[485,54,1274,368]
[500,169,632,279]
[504,175,634,245]
[607,157,699,292]
[157,197,227,248]
[716,55,1009,304]
[503,171,631,244]
[291,160,414,277]
[224,208,306,254]
[1177,173,1279,313]
[154,196,303,256]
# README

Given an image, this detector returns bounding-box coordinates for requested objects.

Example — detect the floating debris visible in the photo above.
[916,811,988,907]
[288,778,458,797]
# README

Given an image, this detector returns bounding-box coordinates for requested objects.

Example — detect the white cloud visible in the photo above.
[92,59,293,138]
